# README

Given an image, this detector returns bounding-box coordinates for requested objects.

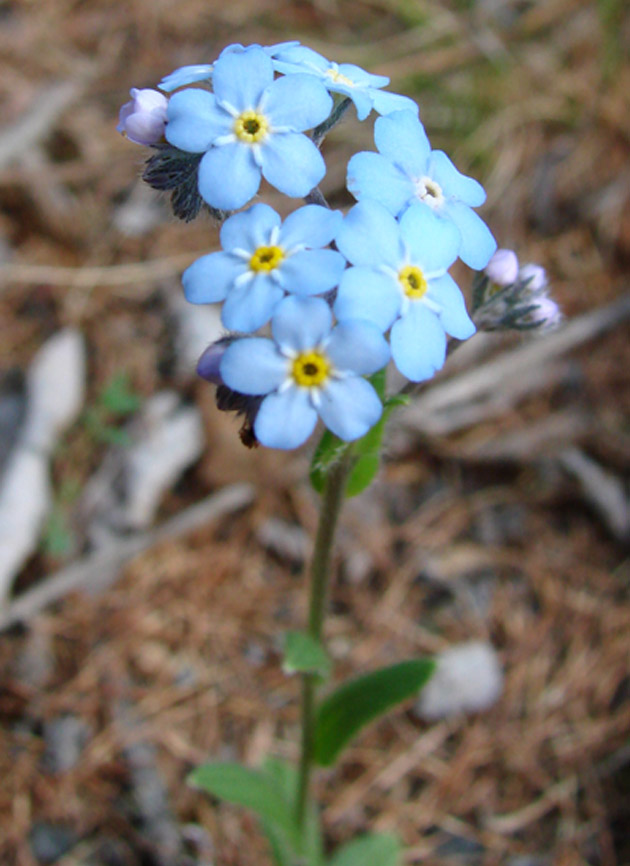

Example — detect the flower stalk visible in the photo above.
[295,449,354,834]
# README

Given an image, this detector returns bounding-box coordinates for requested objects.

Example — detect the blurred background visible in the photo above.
[0,1,629,864]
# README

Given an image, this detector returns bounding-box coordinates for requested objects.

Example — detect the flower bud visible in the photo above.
[117,88,168,146]
[484,248,519,286]
[518,263,547,294]
[520,296,562,332]
[196,339,229,384]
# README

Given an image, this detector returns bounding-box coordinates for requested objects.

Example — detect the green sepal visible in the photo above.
[283,632,332,680]
[313,659,436,767]
[329,833,402,866]
[262,757,324,866]
[188,762,300,850]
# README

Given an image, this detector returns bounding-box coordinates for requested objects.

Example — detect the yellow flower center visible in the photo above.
[399,265,428,299]
[234,110,269,144]
[326,67,355,87]
[415,176,444,206]
[291,351,331,387]
[249,245,284,272]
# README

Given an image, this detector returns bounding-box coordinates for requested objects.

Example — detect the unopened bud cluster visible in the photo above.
[472,249,562,333]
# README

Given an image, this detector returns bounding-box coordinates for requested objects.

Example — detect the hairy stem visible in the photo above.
[295,450,353,837]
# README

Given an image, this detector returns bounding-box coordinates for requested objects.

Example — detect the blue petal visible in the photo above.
[165,89,228,152]
[221,274,284,332]
[318,377,383,441]
[390,304,447,382]
[260,133,326,198]
[220,203,280,252]
[254,388,318,449]
[428,150,486,207]
[371,90,419,116]
[262,75,332,130]
[271,296,332,351]
[399,205,460,272]
[279,249,346,295]
[198,143,261,210]
[336,200,403,268]
[334,267,400,331]
[159,64,214,92]
[279,205,342,249]
[345,90,373,122]
[182,252,243,303]
[374,110,431,176]
[346,152,412,215]
[221,337,287,394]
[212,46,273,110]
[441,201,497,269]
[272,45,329,75]
[427,273,476,340]
[327,320,390,374]
[338,64,389,88]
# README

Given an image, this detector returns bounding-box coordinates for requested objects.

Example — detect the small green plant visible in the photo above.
[83,371,142,446]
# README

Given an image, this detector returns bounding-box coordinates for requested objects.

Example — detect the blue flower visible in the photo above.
[183,203,347,332]
[334,200,475,382]
[346,110,496,269]
[159,42,301,92]
[165,47,333,210]
[272,44,418,121]
[220,296,390,449]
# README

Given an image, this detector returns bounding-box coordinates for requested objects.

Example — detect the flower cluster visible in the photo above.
[119,41,501,449]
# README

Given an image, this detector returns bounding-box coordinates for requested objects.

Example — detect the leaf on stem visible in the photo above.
[313,659,436,767]
[329,833,401,866]
[188,762,300,849]
[309,369,409,498]
[283,631,332,679]
[263,757,324,866]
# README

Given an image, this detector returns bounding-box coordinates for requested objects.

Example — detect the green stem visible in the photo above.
[295,450,354,838]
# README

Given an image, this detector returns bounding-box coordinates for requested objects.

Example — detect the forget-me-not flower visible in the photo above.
[159,41,301,92]
[220,296,390,449]
[183,203,347,332]
[346,110,496,269]
[272,44,418,121]
[334,200,475,382]
[165,47,333,210]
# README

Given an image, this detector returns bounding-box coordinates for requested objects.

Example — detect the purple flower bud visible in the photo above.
[485,249,519,286]
[197,339,230,384]
[518,263,547,293]
[117,88,168,146]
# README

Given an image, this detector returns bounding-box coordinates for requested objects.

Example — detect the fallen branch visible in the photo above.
[0,483,255,632]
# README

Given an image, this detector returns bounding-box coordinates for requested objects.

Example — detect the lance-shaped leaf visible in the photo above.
[313,659,435,766]
[329,833,401,866]
[283,631,331,679]
[188,762,300,849]
[262,757,324,866]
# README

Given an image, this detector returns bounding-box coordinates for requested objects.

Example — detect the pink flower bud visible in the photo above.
[117,88,168,146]
[524,296,562,332]
[518,263,547,293]
[485,249,519,286]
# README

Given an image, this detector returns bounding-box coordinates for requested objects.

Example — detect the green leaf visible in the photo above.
[283,632,331,679]
[329,833,401,866]
[314,659,436,767]
[309,429,349,495]
[99,371,142,415]
[343,392,409,498]
[262,757,324,866]
[189,762,299,849]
